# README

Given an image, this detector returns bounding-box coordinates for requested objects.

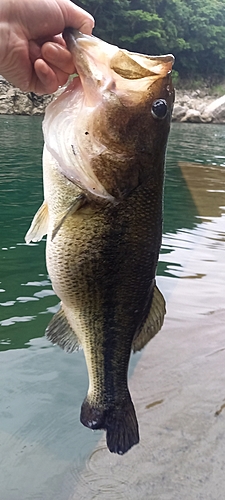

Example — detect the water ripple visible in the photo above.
[1,315,36,327]
[16,296,39,303]
[34,290,56,298]
[22,280,51,287]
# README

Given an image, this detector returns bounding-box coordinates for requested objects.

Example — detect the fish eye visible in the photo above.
[151,99,168,119]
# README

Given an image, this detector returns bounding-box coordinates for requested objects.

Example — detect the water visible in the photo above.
[0,117,225,499]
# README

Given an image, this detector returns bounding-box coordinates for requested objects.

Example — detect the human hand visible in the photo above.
[0,0,94,94]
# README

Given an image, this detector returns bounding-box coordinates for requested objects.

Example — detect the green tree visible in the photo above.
[72,0,225,80]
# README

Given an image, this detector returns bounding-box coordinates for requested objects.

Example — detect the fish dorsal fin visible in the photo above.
[25,201,49,244]
[132,284,166,353]
[51,193,86,241]
[45,304,81,353]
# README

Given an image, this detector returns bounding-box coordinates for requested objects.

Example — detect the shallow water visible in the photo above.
[0,117,225,499]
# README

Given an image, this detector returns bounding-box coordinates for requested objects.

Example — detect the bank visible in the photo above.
[1,75,225,123]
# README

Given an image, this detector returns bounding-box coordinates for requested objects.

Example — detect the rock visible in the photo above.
[13,91,33,115]
[0,86,14,113]
[181,109,202,123]
[201,94,225,123]
[32,107,45,115]
[191,90,200,98]
[0,75,55,115]
[197,103,209,114]
[179,94,191,105]
[198,89,208,98]
[0,102,14,114]
[7,88,16,98]
[0,76,10,87]
[172,104,188,121]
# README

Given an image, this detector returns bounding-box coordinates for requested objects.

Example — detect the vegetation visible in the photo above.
[73,0,225,82]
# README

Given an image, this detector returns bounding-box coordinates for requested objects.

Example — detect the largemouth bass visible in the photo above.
[26,28,174,455]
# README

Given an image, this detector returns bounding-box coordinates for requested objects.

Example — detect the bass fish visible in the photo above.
[26,28,174,455]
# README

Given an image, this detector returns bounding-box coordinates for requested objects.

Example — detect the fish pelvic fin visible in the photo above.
[80,395,139,455]
[25,201,49,243]
[45,304,81,353]
[132,284,166,353]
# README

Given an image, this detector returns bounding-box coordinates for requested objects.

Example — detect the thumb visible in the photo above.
[60,0,94,35]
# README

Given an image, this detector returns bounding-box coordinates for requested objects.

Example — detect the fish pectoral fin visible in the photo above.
[51,193,86,241]
[25,201,49,243]
[45,304,81,353]
[132,284,166,353]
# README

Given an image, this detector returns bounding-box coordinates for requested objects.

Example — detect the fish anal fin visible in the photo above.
[45,304,81,353]
[51,193,86,241]
[25,201,49,243]
[132,284,166,353]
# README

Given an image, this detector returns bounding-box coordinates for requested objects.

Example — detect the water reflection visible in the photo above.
[179,161,225,218]
[1,119,225,499]
[69,127,225,499]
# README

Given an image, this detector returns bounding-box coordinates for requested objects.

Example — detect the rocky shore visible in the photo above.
[173,89,225,123]
[0,76,54,115]
[1,76,225,123]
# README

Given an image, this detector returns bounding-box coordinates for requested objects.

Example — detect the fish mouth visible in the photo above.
[63,28,174,106]
[63,28,174,75]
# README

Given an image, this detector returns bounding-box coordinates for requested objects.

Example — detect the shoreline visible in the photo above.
[1,76,225,123]
[173,88,225,123]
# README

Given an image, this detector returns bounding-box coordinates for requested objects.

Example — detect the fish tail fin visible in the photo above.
[80,395,139,455]
[105,398,139,455]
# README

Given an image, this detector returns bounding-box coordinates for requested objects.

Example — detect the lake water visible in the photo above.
[0,116,225,499]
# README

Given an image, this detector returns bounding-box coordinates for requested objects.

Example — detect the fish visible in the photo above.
[25,28,174,455]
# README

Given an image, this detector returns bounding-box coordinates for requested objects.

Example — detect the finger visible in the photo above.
[60,1,95,35]
[41,42,75,75]
[29,40,42,64]
[77,17,95,36]
[29,36,66,68]
[47,64,71,88]
[33,58,60,94]
[52,35,66,47]
[34,58,70,94]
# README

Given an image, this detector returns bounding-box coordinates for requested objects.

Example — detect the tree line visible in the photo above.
[73,0,225,81]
